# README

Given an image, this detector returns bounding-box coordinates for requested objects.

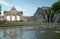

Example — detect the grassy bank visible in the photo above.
[0,23,40,27]
[0,24,24,27]
[0,23,60,27]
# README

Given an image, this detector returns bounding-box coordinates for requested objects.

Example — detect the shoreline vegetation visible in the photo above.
[0,22,60,27]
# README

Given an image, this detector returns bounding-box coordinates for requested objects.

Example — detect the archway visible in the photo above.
[6,16,10,21]
[12,16,15,21]
[16,16,20,21]
[4,7,23,22]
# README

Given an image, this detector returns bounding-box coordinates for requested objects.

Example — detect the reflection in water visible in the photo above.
[0,26,60,39]
[54,31,60,33]
[0,27,38,39]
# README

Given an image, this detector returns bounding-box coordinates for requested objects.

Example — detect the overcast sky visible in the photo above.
[0,0,58,16]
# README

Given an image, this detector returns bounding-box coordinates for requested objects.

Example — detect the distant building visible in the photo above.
[0,7,30,22]
[0,16,4,21]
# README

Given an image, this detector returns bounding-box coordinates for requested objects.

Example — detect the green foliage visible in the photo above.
[0,5,1,11]
[50,1,60,23]
[0,12,1,15]
[20,20,23,22]
[0,5,1,15]
[52,1,60,12]
[56,9,60,13]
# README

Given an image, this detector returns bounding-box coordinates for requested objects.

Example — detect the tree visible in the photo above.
[50,1,60,23]
[0,5,1,15]
[52,1,60,12]
[20,20,23,22]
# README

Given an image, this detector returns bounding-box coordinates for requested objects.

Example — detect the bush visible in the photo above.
[20,20,23,22]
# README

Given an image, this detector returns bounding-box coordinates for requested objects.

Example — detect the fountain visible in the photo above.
[53,10,60,23]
